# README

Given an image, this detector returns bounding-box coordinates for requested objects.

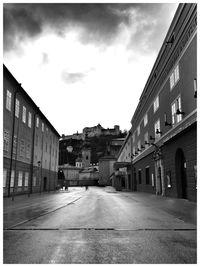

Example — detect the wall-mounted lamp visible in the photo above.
[150,135,155,141]
[164,113,172,126]
[176,109,185,115]
[156,129,162,135]
[194,78,197,98]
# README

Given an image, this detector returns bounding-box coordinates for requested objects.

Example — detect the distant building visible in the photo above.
[59,164,99,187]
[98,155,116,186]
[3,65,60,196]
[83,124,120,139]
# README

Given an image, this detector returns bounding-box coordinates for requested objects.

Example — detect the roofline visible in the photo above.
[4,64,60,137]
[131,3,191,124]
[116,130,132,160]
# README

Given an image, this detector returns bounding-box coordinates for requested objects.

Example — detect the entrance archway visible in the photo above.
[175,148,187,199]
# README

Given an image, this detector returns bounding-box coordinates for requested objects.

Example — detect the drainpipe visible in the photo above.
[48,137,52,192]
[29,108,38,196]
[8,87,19,198]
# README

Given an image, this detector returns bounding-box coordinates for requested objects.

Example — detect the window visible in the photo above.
[132,146,136,155]
[28,112,32,128]
[3,130,9,151]
[137,125,140,136]
[46,142,48,152]
[15,99,20,118]
[36,117,39,128]
[145,167,150,184]
[171,96,182,125]
[137,140,141,153]
[144,113,148,127]
[33,176,37,187]
[138,169,142,184]
[26,143,31,159]
[151,174,155,187]
[22,106,26,123]
[174,65,179,83]
[3,169,7,188]
[132,133,135,143]
[42,122,44,132]
[10,170,15,187]
[154,119,161,140]
[170,64,180,90]
[86,155,88,160]
[20,140,25,157]
[6,90,12,111]
[170,72,175,89]
[24,172,29,187]
[144,132,149,148]
[18,171,23,187]
[153,96,159,112]
[13,135,17,155]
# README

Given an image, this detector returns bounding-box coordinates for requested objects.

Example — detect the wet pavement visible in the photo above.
[3,186,197,264]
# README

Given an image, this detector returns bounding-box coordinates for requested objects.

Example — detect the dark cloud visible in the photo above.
[61,71,86,84]
[127,3,178,53]
[3,3,177,53]
[3,3,133,52]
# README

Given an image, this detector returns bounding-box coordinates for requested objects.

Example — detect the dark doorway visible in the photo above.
[158,166,162,195]
[43,177,47,191]
[175,148,187,199]
[134,171,137,191]
[128,174,131,190]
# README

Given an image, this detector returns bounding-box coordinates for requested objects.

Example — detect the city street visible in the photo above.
[4,186,197,264]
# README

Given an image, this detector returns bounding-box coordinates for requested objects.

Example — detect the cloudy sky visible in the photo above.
[3,2,178,136]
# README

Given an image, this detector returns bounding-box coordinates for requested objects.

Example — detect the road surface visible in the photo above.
[3,186,197,264]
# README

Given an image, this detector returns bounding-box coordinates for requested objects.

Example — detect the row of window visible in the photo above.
[3,129,31,159]
[132,95,183,157]
[4,128,58,160]
[3,169,39,189]
[133,64,180,141]
[134,168,172,188]
[6,90,32,128]
[6,90,56,139]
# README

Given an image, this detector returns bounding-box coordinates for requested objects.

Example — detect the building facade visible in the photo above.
[112,132,132,191]
[3,65,60,196]
[129,4,197,201]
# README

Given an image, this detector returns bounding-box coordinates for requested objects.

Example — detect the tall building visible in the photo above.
[114,4,197,201]
[3,65,60,196]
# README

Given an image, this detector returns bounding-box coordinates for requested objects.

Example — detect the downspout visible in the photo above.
[29,109,38,196]
[8,87,19,198]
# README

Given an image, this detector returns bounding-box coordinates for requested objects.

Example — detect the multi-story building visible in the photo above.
[3,65,60,196]
[128,4,197,201]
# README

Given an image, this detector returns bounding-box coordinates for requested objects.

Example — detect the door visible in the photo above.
[43,177,47,191]
[175,148,187,199]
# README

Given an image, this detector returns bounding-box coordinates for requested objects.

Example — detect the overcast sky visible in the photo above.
[3,2,178,136]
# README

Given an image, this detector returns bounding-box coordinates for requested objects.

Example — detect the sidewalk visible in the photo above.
[121,190,197,226]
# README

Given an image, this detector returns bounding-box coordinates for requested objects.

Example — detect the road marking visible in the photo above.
[4,196,82,230]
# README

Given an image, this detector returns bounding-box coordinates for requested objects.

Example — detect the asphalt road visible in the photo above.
[3,186,197,264]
